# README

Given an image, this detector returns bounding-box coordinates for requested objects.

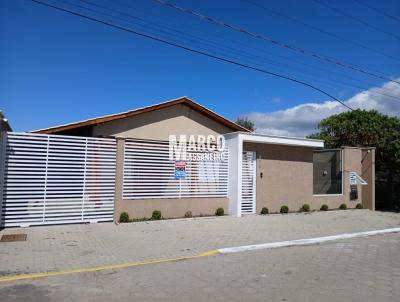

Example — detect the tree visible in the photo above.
[236,117,256,132]
[308,109,400,211]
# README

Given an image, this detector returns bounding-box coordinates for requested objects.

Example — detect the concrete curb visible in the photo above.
[218,227,400,254]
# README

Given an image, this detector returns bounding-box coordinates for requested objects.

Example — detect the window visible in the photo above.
[313,149,342,195]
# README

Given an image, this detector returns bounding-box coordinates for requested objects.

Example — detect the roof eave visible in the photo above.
[31,96,248,134]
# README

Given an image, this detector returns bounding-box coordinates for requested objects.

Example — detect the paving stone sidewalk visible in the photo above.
[0,210,399,276]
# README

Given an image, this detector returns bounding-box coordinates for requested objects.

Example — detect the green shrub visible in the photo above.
[260,207,269,215]
[119,212,129,223]
[320,204,329,211]
[355,203,363,209]
[215,207,224,216]
[339,203,347,210]
[300,203,311,212]
[151,210,162,220]
[280,205,289,214]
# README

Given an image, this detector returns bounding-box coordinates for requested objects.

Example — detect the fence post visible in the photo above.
[113,137,125,223]
[0,131,7,227]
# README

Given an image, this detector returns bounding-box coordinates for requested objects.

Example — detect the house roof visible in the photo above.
[32,97,250,134]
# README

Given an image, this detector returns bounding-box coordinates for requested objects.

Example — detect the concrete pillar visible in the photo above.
[113,137,125,223]
[225,134,243,217]
[361,148,375,210]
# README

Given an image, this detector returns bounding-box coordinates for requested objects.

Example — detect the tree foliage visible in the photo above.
[308,109,400,211]
[236,117,256,132]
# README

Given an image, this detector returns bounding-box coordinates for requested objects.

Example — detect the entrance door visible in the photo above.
[241,151,256,214]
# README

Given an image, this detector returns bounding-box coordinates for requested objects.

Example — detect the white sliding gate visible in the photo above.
[1,132,116,227]
[241,151,256,214]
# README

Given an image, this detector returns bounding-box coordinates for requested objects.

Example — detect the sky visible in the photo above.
[1,0,399,136]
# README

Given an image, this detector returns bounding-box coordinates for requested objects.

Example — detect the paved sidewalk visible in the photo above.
[0,210,399,276]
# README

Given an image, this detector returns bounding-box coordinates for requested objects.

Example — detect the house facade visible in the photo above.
[0,97,374,226]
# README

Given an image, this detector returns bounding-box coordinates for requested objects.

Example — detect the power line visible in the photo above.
[30,0,354,110]
[79,0,400,100]
[114,0,396,80]
[153,0,400,86]
[312,0,400,40]
[39,0,400,103]
[242,0,400,62]
[71,0,400,101]
[353,0,400,24]
[38,0,400,102]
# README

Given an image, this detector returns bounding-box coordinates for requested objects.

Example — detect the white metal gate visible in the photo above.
[1,132,116,227]
[241,151,256,214]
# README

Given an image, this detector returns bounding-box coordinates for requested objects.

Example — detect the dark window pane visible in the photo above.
[313,150,342,195]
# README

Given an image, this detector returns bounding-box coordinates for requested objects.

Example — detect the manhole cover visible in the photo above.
[0,234,27,242]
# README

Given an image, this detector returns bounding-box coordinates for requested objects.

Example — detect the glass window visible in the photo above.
[313,150,342,195]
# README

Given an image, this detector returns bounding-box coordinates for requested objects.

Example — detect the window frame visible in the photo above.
[312,148,344,196]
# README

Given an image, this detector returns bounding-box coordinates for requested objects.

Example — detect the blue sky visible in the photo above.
[1,0,399,134]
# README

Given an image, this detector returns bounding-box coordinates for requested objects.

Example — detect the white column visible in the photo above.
[225,134,243,217]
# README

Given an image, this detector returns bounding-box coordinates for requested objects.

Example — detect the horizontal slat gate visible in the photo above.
[1,132,116,227]
[123,139,229,199]
[241,151,256,214]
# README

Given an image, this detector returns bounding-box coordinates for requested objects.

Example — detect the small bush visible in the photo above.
[339,203,347,210]
[119,212,129,223]
[151,210,162,220]
[300,203,311,212]
[215,207,224,216]
[260,207,269,215]
[184,210,193,218]
[355,203,363,209]
[320,204,329,211]
[280,205,289,214]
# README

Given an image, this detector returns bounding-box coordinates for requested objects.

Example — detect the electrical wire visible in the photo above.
[313,0,400,40]
[243,0,400,62]
[38,0,400,102]
[30,0,354,110]
[353,0,400,24]
[114,0,396,81]
[153,0,400,86]
[80,0,400,100]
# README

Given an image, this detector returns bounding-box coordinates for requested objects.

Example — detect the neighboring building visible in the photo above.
[1,97,373,226]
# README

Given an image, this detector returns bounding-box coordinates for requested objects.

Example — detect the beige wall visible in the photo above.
[118,198,229,219]
[94,104,233,140]
[243,143,371,213]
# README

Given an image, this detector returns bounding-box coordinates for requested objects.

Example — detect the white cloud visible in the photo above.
[243,78,400,137]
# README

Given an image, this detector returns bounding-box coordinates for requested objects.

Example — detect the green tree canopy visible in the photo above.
[308,109,400,211]
[236,117,256,132]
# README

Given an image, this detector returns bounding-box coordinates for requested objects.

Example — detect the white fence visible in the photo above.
[1,132,116,227]
[123,139,229,199]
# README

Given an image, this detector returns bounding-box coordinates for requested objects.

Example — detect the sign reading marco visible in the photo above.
[169,134,226,161]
